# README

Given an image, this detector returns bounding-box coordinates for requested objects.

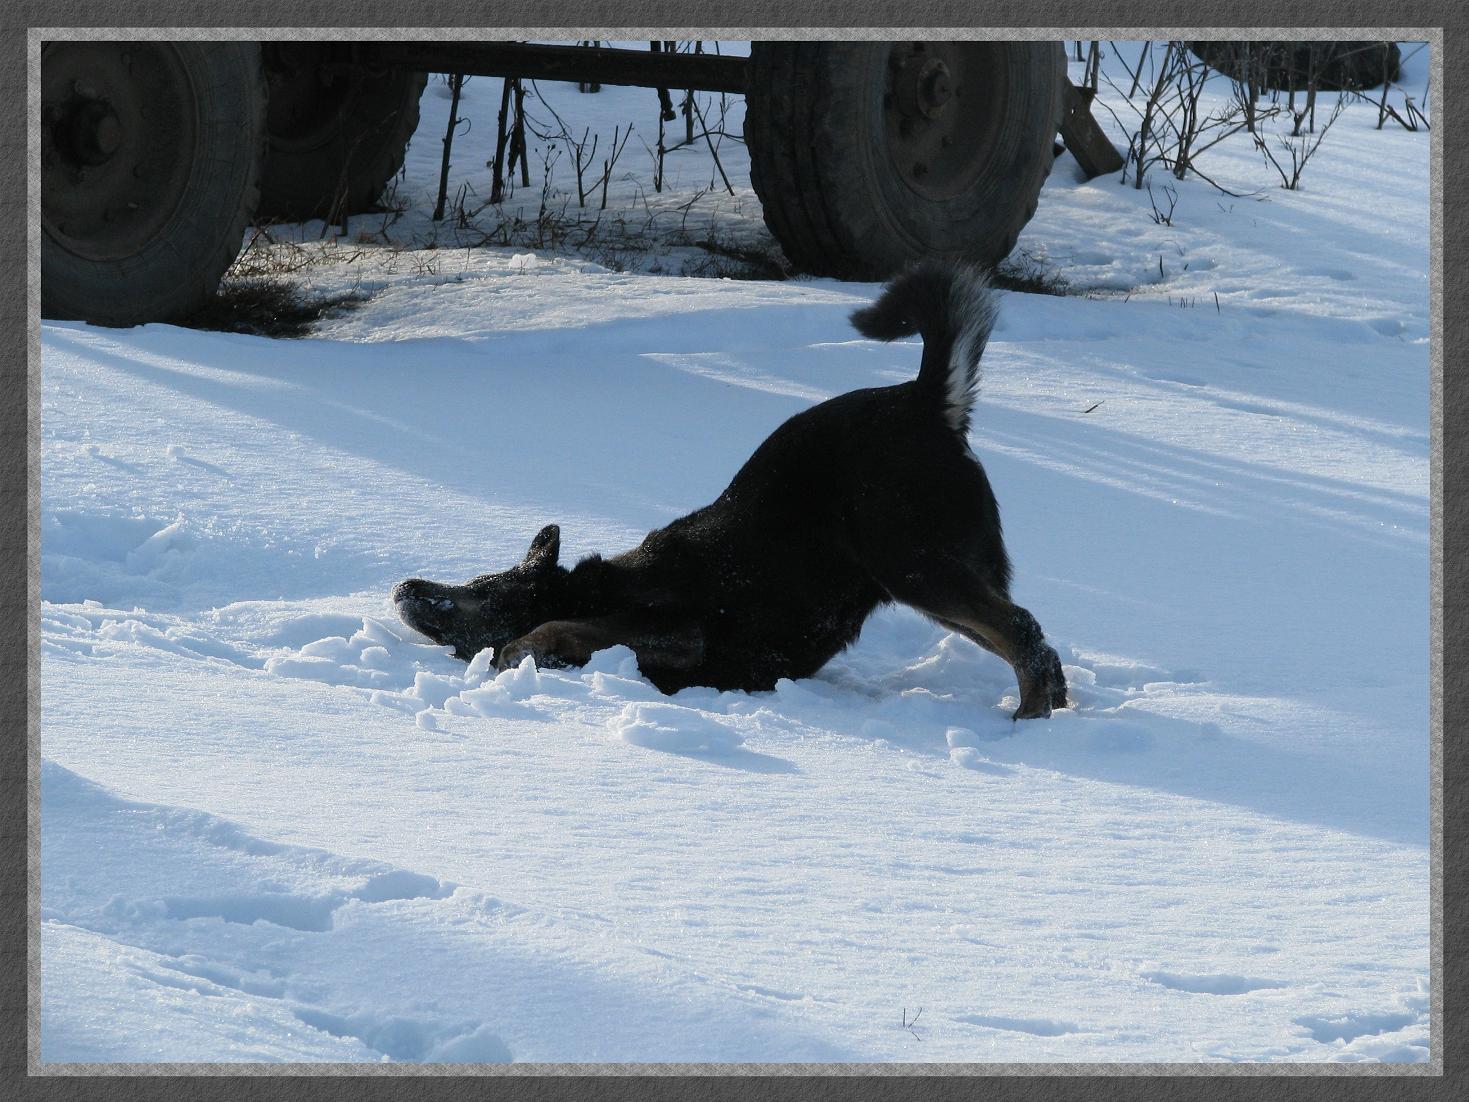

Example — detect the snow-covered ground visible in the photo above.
[38,42,1433,1065]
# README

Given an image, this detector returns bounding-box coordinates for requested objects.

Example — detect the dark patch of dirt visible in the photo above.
[178,280,367,338]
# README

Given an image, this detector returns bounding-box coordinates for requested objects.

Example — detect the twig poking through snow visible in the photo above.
[902,1007,924,1040]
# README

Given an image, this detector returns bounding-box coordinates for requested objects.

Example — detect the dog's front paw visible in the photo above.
[497,627,576,672]
[496,635,542,671]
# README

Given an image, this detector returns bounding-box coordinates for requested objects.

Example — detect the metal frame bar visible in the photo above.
[363,41,749,94]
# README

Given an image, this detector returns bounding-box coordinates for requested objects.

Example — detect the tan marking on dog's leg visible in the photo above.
[498,616,705,673]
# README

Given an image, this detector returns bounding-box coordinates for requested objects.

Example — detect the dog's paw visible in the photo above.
[1046,650,1069,711]
[495,636,542,672]
[1012,698,1053,721]
[1013,646,1068,720]
[497,629,576,672]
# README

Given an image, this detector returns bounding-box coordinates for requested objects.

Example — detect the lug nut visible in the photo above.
[94,115,122,155]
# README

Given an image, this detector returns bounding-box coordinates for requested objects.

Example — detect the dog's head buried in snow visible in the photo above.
[394,262,1068,719]
[392,523,567,667]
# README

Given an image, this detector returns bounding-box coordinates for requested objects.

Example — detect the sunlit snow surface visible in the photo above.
[39,43,1431,1064]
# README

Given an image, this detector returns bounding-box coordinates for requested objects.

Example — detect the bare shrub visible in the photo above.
[1101,41,1274,194]
[1255,93,1348,190]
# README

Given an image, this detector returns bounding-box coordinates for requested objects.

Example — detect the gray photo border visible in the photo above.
[8,1,1462,1099]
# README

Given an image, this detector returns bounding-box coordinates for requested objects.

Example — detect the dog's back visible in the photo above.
[620,263,1015,688]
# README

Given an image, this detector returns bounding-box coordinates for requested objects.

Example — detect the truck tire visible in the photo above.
[41,42,267,326]
[1187,41,1401,92]
[746,42,1067,280]
[258,44,427,221]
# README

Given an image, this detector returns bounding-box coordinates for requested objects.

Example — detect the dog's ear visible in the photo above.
[523,524,560,570]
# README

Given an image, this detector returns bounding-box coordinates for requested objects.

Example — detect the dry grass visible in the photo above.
[180,278,366,338]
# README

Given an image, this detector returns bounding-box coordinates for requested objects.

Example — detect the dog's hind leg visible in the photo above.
[931,615,1003,660]
[876,564,1067,720]
[496,614,705,677]
[940,602,1068,720]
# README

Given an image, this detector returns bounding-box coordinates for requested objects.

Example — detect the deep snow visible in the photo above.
[38,42,1432,1064]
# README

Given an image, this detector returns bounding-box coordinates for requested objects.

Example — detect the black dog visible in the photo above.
[394,263,1068,719]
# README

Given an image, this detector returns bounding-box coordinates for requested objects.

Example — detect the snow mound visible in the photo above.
[611,701,746,754]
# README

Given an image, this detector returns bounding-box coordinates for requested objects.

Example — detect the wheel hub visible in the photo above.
[896,56,954,120]
[52,93,124,166]
[883,43,1001,201]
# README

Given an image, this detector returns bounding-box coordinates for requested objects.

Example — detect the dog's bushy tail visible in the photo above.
[849,261,997,435]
